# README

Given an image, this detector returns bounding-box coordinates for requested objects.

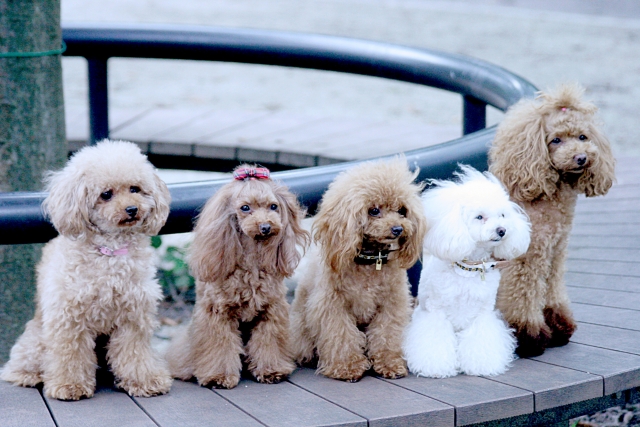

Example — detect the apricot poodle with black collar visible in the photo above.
[166,166,310,389]
[290,158,428,382]
[489,84,615,357]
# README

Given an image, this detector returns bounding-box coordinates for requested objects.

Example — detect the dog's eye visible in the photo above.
[130,186,141,193]
[270,204,278,211]
[100,190,113,201]
[501,214,505,218]
[550,137,562,145]
[368,207,381,217]
[579,134,588,141]
[398,207,407,217]
[240,205,251,212]
[475,215,483,220]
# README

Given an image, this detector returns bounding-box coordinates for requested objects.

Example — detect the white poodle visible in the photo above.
[403,166,530,378]
[1,140,172,400]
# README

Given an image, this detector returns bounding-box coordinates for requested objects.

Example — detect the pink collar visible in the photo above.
[98,245,129,256]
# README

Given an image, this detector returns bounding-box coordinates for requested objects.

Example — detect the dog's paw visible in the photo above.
[254,371,288,384]
[514,325,551,357]
[199,373,240,389]
[544,306,577,348]
[373,357,407,379]
[320,355,371,382]
[0,369,43,387]
[45,382,94,401]
[118,373,172,397]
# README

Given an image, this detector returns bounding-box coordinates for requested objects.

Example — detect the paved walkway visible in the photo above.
[61,0,640,163]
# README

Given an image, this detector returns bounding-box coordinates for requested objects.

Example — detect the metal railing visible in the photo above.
[0,23,537,244]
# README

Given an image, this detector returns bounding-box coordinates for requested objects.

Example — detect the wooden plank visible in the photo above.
[45,386,156,427]
[568,235,640,249]
[567,260,637,277]
[110,107,213,142]
[572,322,640,355]
[531,343,640,395]
[159,110,271,143]
[570,224,640,236]
[574,198,640,213]
[134,380,262,427]
[588,184,639,200]
[573,211,640,226]
[289,368,454,427]
[572,303,640,331]
[567,247,640,263]
[201,112,319,147]
[385,374,532,426]
[568,286,640,310]
[566,272,640,293]
[487,358,601,411]
[0,382,55,427]
[214,373,366,427]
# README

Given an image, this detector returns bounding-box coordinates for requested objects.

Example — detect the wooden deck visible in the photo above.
[1,112,639,426]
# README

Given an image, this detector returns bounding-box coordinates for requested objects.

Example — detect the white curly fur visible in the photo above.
[0,140,173,400]
[403,166,530,378]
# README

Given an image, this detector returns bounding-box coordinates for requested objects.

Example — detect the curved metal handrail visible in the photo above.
[0,24,537,244]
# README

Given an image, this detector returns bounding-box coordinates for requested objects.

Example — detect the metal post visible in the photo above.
[463,95,487,135]
[87,57,109,145]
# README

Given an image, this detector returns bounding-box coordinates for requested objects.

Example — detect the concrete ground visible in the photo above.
[61,0,640,158]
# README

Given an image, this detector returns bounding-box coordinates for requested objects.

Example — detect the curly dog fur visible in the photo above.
[166,166,310,389]
[290,158,428,382]
[403,166,530,378]
[489,84,615,357]
[1,140,172,400]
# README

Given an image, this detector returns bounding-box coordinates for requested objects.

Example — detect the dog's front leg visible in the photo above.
[314,295,370,382]
[543,231,577,348]
[42,321,97,400]
[245,298,295,384]
[190,301,243,389]
[366,287,410,379]
[108,321,172,397]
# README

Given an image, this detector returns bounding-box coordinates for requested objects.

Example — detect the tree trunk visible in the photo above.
[0,0,67,363]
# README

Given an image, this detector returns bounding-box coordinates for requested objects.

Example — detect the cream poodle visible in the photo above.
[403,166,530,378]
[489,84,616,357]
[1,140,172,400]
[290,158,428,382]
[166,165,310,389]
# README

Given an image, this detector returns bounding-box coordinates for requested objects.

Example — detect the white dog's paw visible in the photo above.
[457,311,516,377]
[403,308,459,378]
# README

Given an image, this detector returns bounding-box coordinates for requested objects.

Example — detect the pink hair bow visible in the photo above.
[233,167,270,181]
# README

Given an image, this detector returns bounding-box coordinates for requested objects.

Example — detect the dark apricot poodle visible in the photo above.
[166,165,310,388]
[489,84,615,357]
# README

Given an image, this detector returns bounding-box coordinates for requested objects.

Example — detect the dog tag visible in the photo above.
[480,262,486,281]
[376,253,382,270]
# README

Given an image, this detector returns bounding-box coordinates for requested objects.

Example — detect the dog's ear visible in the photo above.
[42,167,97,238]
[422,197,476,262]
[493,202,531,260]
[189,184,242,283]
[396,192,429,269]
[273,183,311,277]
[575,125,616,197]
[313,193,364,273]
[489,103,559,202]
[143,172,172,236]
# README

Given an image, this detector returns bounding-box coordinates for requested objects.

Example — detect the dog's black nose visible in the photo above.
[574,153,587,166]
[125,206,138,217]
[496,227,506,237]
[260,223,272,235]
[391,226,403,237]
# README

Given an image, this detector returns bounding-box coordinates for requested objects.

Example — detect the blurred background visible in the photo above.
[61,0,640,159]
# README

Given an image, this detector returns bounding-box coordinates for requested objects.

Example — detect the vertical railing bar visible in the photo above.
[462,94,487,135]
[87,57,109,145]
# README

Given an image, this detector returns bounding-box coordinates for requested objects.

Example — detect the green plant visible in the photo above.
[152,236,196,304]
